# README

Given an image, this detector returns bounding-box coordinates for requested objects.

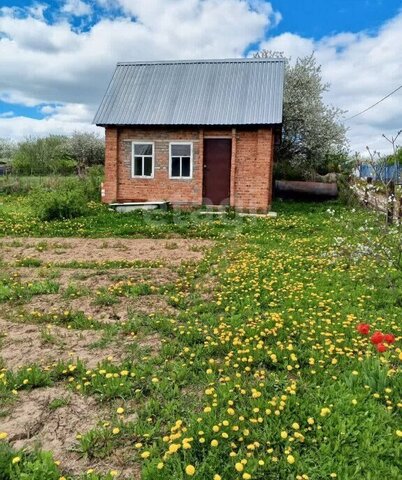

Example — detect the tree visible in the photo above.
[12,136,72,175]
[254,50,348,178]
[0,138,16,164]
[63,132,105,176]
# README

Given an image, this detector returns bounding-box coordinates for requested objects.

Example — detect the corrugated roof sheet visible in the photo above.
[93,58,285,126]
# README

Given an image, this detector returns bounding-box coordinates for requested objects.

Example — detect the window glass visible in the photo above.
[181,157,191,177]
[144,157,153,176]
[134,156,143,176]
[134,143,153,156]
[171,144,190,156]
[171,157,181,177]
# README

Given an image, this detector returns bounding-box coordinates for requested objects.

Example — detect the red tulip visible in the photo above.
[376,343,387,353]
[357,323,370,335]
[383,333,395,344]
[370,331,384,345]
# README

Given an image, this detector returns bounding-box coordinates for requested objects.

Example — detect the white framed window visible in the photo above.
[132,142,154,178]
[169,142,193,179]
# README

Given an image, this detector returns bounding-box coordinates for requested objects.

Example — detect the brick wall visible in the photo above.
[234,128,274,212]
[102,125,274,212]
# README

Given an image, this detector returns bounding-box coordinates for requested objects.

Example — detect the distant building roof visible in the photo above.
[93,58,285,126]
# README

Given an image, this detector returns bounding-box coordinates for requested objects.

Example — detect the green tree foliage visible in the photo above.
[63,132,105,176]
[12,136,74,175]
[0,138,16,164]
[10,132,105,176]
[254,51,348,178]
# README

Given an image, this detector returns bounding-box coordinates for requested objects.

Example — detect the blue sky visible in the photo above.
[273,0,402,37]
[0,0,401,152]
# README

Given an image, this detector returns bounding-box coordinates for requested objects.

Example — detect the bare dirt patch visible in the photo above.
[1,386,139,477]
[1,237,212,265]
[0,318,126,369]
[19,292,176,324]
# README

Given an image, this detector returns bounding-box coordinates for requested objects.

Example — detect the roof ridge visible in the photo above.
[116,58,285,66]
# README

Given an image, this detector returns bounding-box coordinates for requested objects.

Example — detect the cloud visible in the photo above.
[61,0,92,17]
[259,13,402,153]
[0,1,401,153]
[0,0,279,140]
[0,111,14,118]
[0,115,101,139]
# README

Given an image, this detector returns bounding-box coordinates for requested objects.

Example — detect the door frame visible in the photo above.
[201,129,236,207]
[202,135,235,206]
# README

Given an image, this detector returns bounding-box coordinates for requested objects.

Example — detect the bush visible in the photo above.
[30,180,90,221]
[12,136,75,176]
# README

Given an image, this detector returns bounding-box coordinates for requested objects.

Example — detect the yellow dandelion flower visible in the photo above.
[185,464,196,476]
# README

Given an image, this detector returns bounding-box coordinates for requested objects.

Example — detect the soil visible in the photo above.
[1,386,140,477]
[20,292,176,324]
[0,237,212,265]
[0,318,127,369]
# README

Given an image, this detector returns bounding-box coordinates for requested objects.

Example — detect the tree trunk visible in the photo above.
[387,181,395,225]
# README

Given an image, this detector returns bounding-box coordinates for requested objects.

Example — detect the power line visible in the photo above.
[345,84,402,121]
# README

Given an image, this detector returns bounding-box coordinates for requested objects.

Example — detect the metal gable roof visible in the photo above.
[93,58,285,126]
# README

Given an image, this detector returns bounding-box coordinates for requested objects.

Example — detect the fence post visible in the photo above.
[387,181,395,225]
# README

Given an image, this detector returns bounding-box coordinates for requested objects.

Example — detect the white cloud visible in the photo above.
[0,115,102,139]
[0,111,14,118]
[0,0,279,139]
[61,0,92,17]
[259,13,402,153]
[0,1,401,153]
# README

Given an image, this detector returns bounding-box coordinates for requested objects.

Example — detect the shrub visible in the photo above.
[12,136,75,176]
[30,180,90,221]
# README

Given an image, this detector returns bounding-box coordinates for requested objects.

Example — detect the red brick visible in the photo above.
[102,126,274,212]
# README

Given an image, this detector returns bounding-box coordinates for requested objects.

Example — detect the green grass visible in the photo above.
[0,196,401,479]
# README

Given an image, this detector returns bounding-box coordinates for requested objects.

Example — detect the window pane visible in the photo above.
[171,144,190,156]
[171,157,180,177]
[144,157,153,176]
[134,156,143,176]
[181,157,191,177]
[134,143,153,155]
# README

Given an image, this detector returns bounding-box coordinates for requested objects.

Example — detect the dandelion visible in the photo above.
[185,464,196,476]
[320,408,331,417]
[140,451,150,459]
[0,432,8,440]
[235,462,244,472]
[287,455,295,464]
[112,427,120,435]
[12,457,21,464]
[116,407,124,414]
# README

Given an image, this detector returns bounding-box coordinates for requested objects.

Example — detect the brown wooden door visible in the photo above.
[203,139,232,205]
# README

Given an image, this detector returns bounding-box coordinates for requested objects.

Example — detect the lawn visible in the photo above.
[0,197,401,480]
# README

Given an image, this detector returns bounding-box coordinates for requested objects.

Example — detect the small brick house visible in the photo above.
[94,58,284,212]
